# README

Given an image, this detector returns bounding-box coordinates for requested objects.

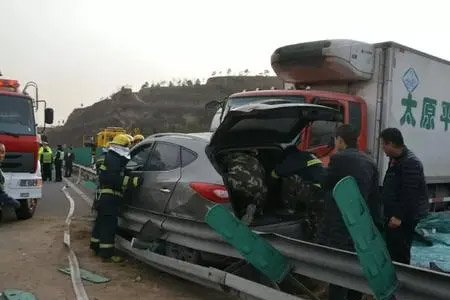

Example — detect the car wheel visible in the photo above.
[15,198,37,220]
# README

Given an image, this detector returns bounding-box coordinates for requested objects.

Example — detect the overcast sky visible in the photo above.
[1,0,448,124]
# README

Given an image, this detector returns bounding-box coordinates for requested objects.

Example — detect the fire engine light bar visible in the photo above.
[0,79,20,90]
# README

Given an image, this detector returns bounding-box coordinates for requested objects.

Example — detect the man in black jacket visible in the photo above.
[380,128,429,264]
[318,125,381,300]
[64,146,75,178]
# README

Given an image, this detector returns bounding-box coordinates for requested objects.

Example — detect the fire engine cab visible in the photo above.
[0,78,53,219]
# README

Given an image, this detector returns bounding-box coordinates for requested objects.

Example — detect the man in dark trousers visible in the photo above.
[318,124,381,300]
[64,146,75,177]
[380,128,429,264]
[90,134,139,262]
[54,145,64,182]
[40,142,53,181]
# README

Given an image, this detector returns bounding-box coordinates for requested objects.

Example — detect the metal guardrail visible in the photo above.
[116,236,303,300]
[74,164,450,300]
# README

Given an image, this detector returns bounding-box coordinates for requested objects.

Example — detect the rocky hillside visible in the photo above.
[46,76,283,146]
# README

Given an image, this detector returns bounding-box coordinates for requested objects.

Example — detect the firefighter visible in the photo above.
[132,134,144,147]
[40,142,53,182]
[54,145,64,182]
[271,146,325,240]
[0,143,21,220]
[90,134,141,262]
[272,146,325,208]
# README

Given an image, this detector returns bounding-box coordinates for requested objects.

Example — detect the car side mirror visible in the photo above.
[45,108,54,124]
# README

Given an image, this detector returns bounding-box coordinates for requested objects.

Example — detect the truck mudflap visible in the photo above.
[333,176,398,300]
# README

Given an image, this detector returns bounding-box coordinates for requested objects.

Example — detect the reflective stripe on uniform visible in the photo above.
[307,158,322,167]
[90,237,100,243]
[99,188,123,197]
[99,243,114,249]
[271,170,280,179]
[132,177,139,187]
[99,164,107,171]
[313,183,322,188]
[122,176,129,187]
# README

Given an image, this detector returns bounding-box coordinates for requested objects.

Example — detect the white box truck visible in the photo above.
[211,40,450,205]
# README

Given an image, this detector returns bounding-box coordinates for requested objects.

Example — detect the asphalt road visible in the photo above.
[38,180,92,217]
[2,178,92,222]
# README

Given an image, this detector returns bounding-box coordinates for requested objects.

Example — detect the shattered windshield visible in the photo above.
[0,95,36,135]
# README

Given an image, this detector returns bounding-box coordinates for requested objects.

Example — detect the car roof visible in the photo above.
[142,132,212,151]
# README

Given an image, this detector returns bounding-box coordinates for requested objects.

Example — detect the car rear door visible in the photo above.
[132,142,182,213]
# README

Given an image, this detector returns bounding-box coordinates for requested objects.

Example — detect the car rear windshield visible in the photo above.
[0,95,36,135]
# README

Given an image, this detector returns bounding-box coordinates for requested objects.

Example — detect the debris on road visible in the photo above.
[58,268,111,284]
[1,289,37,300]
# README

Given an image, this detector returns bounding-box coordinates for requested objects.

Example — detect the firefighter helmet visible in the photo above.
[133,134,144,143]
[110,134,131,147]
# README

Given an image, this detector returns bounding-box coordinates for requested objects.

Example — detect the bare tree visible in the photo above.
[244,69,249,75]
[227,68,232,75]
[211,71,217,76]
[186,80,193,87]
[169,81,174,87]
[264,69,270,76]
[195,78,201,86]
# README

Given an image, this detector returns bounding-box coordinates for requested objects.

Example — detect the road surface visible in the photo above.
[0,179,234,300]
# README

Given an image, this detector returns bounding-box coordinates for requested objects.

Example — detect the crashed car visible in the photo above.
[119,102,341,248]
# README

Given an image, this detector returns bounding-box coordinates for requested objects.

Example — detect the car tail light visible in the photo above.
[189,182,229,203]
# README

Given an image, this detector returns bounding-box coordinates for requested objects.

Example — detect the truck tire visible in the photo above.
[15,199,37,220]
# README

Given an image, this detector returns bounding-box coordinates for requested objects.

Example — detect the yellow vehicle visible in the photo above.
[96,127,127,148]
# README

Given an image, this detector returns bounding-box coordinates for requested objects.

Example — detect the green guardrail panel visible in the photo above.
[58,267,111,283]
[205,204,291,283]
[83,180,97,191]
[72,147,94,167]
[333,176,398,300]
[2,289,37,300]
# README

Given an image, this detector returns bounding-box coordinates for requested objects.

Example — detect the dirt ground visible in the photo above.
[0,215,234,300]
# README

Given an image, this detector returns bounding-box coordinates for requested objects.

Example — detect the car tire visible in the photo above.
[15,198,37,220]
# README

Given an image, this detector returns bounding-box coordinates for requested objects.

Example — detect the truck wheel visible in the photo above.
[15,199,37,220]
